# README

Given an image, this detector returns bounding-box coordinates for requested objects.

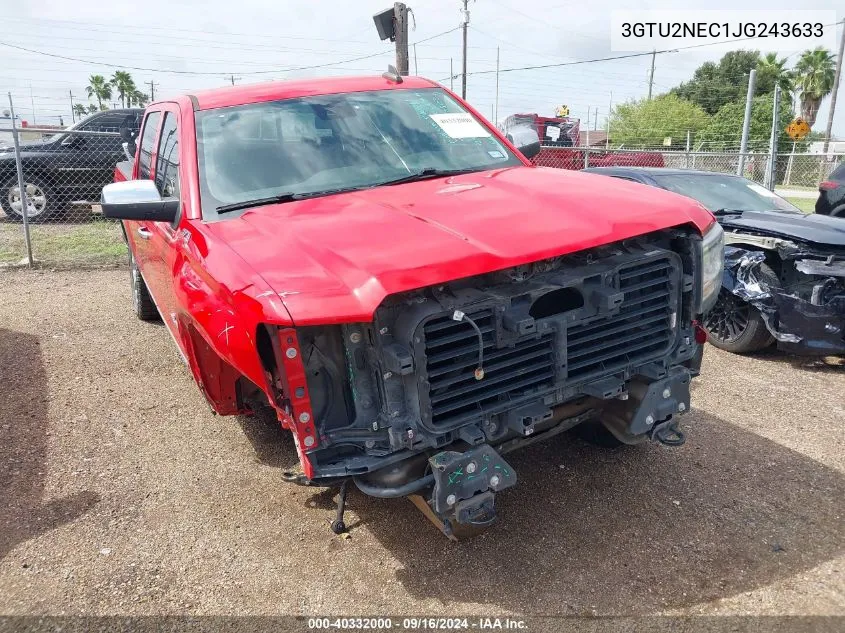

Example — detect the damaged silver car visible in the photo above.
[583,168,845,355]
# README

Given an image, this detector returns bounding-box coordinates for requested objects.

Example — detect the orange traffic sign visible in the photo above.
[786,118,811,141]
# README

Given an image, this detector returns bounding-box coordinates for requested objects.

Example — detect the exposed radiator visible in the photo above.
[422,309,556,427]
[566,256,676,381]
[417,254,678,428]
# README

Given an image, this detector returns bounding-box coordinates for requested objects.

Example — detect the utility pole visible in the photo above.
[765,84,781,190]
[647,50,656,100]
[30,84,36,125]
[69,90,75,123]
[605,92,612,150]
[450,58,454,91]
[737,69,757,176]
[394,3,410,76]
[593,107,598,131]
[822,20,845,154]
[585,106,591,146]
[413,43,418,75]
[225,75,241,86]
[461,0,469,99]
[146,80,156,101]
[494,46,500,124]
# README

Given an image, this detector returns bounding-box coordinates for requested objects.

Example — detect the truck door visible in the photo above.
[142,107,185,341]
[124,110,161,291]
[57,112,134,202]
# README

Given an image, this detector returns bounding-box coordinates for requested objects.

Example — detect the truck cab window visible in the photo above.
[138,111,161,179]
[155,113,180,199]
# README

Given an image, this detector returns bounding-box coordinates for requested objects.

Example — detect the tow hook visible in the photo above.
[650,419,686,447]
[418,445,518,537]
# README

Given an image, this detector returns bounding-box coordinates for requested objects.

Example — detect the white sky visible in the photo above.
[0,0,841,143]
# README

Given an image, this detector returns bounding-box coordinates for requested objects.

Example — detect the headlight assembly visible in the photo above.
[698,221,725,314]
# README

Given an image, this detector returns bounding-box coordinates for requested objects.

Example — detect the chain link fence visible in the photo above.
[533,146,845,185]
[533,146,844,201]
[0,126,129,268]
[1,128,842,269]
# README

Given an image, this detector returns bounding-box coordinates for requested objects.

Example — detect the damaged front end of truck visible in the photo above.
[263,225,720,537]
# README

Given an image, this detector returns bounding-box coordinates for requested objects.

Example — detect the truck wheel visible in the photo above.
[129,248,160,321]
[702,263,778,354]
[1,176,53,222]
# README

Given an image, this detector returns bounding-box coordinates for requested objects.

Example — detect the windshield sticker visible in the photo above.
[545,125,561,141]
[429,113,491,139]
[746,182,779,198]
[488,150,505,159]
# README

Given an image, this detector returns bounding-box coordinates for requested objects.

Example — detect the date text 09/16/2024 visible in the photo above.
[307,617,528,630]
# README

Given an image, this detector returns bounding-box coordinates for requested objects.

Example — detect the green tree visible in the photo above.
[72,103,88,120]
[128,89,149,107]
[609,94,710,149]
[86,74,112,110]
[756,53,794,96]
[87,104,99,114]
[671,50,764,115]
[110,71,136,108]
[698,94,793,151]
[794,47,836,127]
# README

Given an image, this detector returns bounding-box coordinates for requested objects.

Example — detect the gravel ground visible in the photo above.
[0,269,843,618]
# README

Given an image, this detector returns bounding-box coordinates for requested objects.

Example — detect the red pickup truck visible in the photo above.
[103,73,721,537]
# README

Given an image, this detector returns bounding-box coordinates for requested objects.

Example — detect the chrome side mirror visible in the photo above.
[101,180,178,222]
[506,125,541,159]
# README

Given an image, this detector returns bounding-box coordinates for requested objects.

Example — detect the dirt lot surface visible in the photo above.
[0,269,843,618]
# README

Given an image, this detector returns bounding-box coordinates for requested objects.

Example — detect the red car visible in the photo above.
[102,74,721,537]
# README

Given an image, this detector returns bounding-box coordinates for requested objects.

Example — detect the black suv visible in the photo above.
[0,108,141,222]
[816,163,845,217]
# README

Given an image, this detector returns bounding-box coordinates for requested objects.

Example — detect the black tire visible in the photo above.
[574,418,626,448]
[702,263,778,354]
[0,175,54,222]
[129,248,160,321]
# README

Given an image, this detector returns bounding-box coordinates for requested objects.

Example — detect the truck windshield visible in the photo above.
[195,88,520,218]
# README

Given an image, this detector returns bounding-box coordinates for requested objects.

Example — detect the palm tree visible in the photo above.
[128,89,149,107]
[87,104,99,114]
[110,71,136,108]
[86,74,113,110]
[794,47,837,127]
[757,53,794,95]
[72,103,88,121]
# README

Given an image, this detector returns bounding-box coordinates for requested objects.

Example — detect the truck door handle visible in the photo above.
[137,227,152,240]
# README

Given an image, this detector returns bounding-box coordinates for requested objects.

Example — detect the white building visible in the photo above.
[808,140,845,155]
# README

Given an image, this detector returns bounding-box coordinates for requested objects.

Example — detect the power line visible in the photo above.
[0,40,391,76]
[0,27,461,78]
[442,21,844,80]
[0,15,377,45]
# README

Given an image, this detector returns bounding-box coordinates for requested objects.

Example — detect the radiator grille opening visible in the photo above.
[566,257,675,380]
[422,309,555,427]
[416,254,678,428]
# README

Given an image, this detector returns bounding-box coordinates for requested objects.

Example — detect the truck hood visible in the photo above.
[720,210,845,248]
[206,166,713,325]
